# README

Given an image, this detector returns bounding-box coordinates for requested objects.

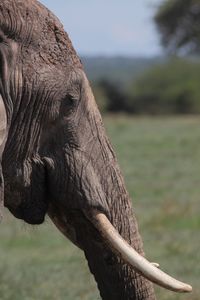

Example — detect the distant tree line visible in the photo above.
[92,58,200,115]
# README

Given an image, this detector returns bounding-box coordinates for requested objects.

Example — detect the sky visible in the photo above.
[40,0,164,57]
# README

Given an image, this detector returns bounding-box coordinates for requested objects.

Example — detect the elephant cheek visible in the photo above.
[3,158,48,225]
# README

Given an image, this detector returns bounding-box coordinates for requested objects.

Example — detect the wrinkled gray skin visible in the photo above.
[0,1,156,299]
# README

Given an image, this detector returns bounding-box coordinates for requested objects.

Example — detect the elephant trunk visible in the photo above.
[74,198,156,300]
[52,207,156,300]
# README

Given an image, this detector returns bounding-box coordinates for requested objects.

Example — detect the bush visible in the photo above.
[127,58,200,114]
[92,79,128,113]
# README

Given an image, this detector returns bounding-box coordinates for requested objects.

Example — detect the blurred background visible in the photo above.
[0,1,199,299]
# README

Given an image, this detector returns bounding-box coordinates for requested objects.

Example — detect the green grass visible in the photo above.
[0,116,199,300]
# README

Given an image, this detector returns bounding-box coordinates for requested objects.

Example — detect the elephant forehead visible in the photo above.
[0,0,82,68]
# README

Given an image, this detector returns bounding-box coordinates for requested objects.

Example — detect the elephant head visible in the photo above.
[0,1,192,299]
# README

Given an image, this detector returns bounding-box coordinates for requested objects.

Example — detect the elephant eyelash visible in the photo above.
[67,95,76,105]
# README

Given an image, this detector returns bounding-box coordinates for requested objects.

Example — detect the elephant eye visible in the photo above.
[66,91,80,108]
[59,93,79,117]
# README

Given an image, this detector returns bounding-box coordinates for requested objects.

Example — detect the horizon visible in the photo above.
[80,54,165,58]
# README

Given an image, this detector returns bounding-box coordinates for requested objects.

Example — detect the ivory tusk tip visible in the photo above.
[170,282,192,293]
[181,284,192,293]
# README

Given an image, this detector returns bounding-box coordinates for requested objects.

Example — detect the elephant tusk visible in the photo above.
[89,211,192,293]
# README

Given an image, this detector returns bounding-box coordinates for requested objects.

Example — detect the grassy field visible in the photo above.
[0,116,199,300]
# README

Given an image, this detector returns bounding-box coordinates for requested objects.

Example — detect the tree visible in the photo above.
[154,0,200,54]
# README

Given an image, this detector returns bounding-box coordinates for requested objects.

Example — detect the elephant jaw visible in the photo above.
[86,210,192,293]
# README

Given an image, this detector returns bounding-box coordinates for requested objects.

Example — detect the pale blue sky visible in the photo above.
[40,0,163,57]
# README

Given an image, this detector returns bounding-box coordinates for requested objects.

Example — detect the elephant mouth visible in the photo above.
[5,186,48,225]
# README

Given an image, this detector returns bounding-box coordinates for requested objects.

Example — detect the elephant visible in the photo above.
[0,1,192,299]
